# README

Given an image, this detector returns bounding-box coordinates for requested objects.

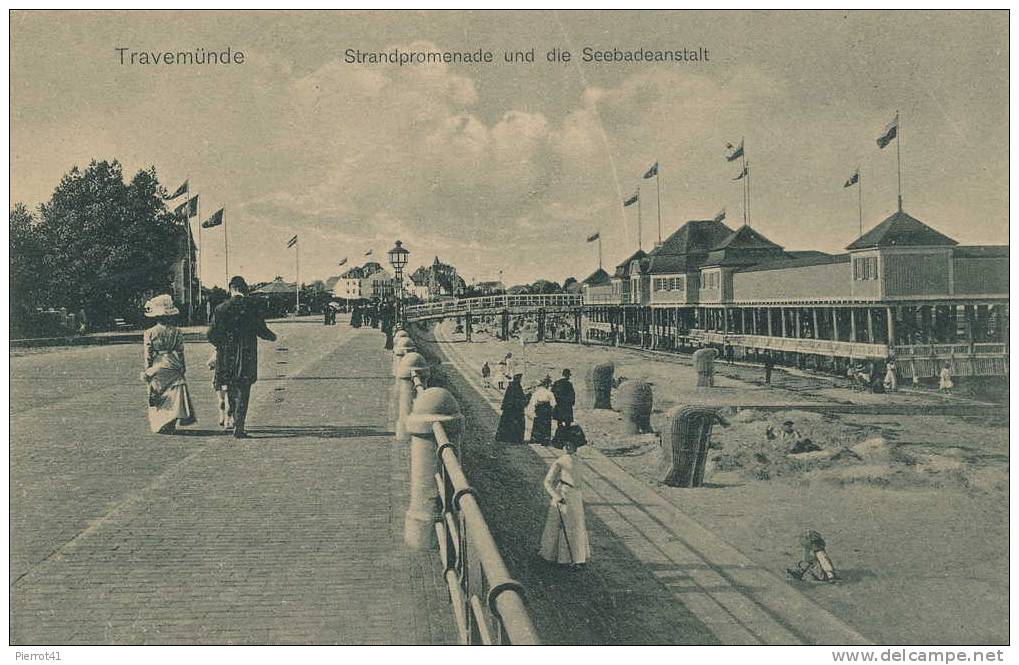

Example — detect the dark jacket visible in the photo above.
[208,295,277,385]
[551,377,576,424]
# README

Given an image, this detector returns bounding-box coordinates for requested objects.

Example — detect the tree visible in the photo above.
[35,160,181,327]
[10,203,46,335]
[530,279,562,294]
[562,276,579,293]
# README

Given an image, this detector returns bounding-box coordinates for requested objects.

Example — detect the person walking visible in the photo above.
[939,362,954,395]
[763,352,774,385]
[495,373,527,444]
[883,359,898,392]
[527,376,556,444]
[481,361,492,389]
[140,295,197,434]
[207,276,278,439]
[538,439,590,567]
[551,369,576,434]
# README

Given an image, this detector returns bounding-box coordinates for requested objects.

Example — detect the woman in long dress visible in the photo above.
[527,376,556,444]
[495,373,527,444]
[538,440,591,567]
[140,294,197,434]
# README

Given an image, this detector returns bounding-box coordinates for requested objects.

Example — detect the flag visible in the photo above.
[726,140,744,162]
[172,196,197,220]
[287,235,298,248]
[844,170,859,188]
[364,249,373,256]
[877,116,898,149]
[586,232,600,243]
[163,179,188,200]
[623,191,639,207]
[713,209,726,223]
[201,208,224,229]
[733,163,749,180]
[337,257,348,266]
[643,162,659,179]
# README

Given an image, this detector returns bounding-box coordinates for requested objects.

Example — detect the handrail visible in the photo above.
[407,366,540,645]
[404,293,582,321]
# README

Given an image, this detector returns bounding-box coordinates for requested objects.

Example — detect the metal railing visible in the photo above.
[404,293,582,321]
[392,334,540,645]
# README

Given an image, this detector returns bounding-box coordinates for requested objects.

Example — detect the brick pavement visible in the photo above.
[10,319,454,645]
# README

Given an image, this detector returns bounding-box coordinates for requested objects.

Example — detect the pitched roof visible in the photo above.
[737,252,848,274]
[581,268,612,286]
[612,249,647,278]
[252,278,296,294]
[712,224,783,250]
[656,219,735,255]
[846,210,958,250]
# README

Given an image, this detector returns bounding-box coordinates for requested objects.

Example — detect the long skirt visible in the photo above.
[145,354,197,433]
[531,402,553,443]
[539,486,591,564]
[495,410,525,444]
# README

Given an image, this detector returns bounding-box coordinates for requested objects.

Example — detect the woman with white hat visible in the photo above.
[140,294,196,434]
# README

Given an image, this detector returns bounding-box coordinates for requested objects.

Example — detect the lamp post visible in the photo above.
[388,240,410,323]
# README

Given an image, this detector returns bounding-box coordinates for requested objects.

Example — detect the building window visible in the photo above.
[853,256,878,281]
[703,272,718,289]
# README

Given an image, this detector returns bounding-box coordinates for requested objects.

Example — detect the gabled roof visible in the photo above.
[657,219,735,255]
[581,268,612,286]
[712,224,783,251]
[612,249,647,278]
[847,210,958,250]
[340,266,365,279]
[646,254,688,275]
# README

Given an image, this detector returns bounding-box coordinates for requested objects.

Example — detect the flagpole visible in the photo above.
[656,160,662,245]
[295,239,301,315]
[895,110,903,212]
[858,167,863,237]
[741,138,748,227]
[636,185,642,251]
[598,235,603,270]
[224,212,229,285]
[196,191,202,319]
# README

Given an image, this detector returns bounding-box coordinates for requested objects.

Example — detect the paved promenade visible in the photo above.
[11,318,453,645]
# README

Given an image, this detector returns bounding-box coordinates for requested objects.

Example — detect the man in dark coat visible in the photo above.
[551,368,576,434]
[495,373,527,444]
[764,352,775,384]
[208,276,277,438]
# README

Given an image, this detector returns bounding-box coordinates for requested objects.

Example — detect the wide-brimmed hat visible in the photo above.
[144,294,180,317]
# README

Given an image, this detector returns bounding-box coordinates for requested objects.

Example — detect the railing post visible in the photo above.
[393,335,415,376]
[403,387,463,550]
[396,352,428,441]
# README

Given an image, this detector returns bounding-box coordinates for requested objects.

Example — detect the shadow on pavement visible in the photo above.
[244,425,395,440]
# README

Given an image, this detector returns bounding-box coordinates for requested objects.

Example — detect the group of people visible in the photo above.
[140,276,277,439]
[494,368,577,447]
[349,299,394,331]
[490,366,589,567]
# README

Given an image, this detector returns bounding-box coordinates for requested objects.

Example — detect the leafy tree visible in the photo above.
[10,203,46,335]
[35,160,181,327]
[530,279,562,294]
[562,276,578,292]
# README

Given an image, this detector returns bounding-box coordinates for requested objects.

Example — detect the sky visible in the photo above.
[10,10,1009,289]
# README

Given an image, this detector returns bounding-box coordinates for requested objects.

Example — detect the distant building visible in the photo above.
[332,261,395,300]
[408,257,465,300]
[581,210,1009,378]
[474,280,506,295]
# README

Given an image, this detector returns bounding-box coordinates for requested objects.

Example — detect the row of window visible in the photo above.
[853,256,879,281]
[653,277,686,292]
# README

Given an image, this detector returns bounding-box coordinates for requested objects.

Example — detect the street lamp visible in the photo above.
[388,240,410,322]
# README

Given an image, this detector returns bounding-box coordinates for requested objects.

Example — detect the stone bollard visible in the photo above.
[617,380,653,434]
[657,406,728,487]
[587,361,615,409]
[392,336,416,376]
[396,352,429,442]
[403,387,463,549]
[693,348,717,387]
